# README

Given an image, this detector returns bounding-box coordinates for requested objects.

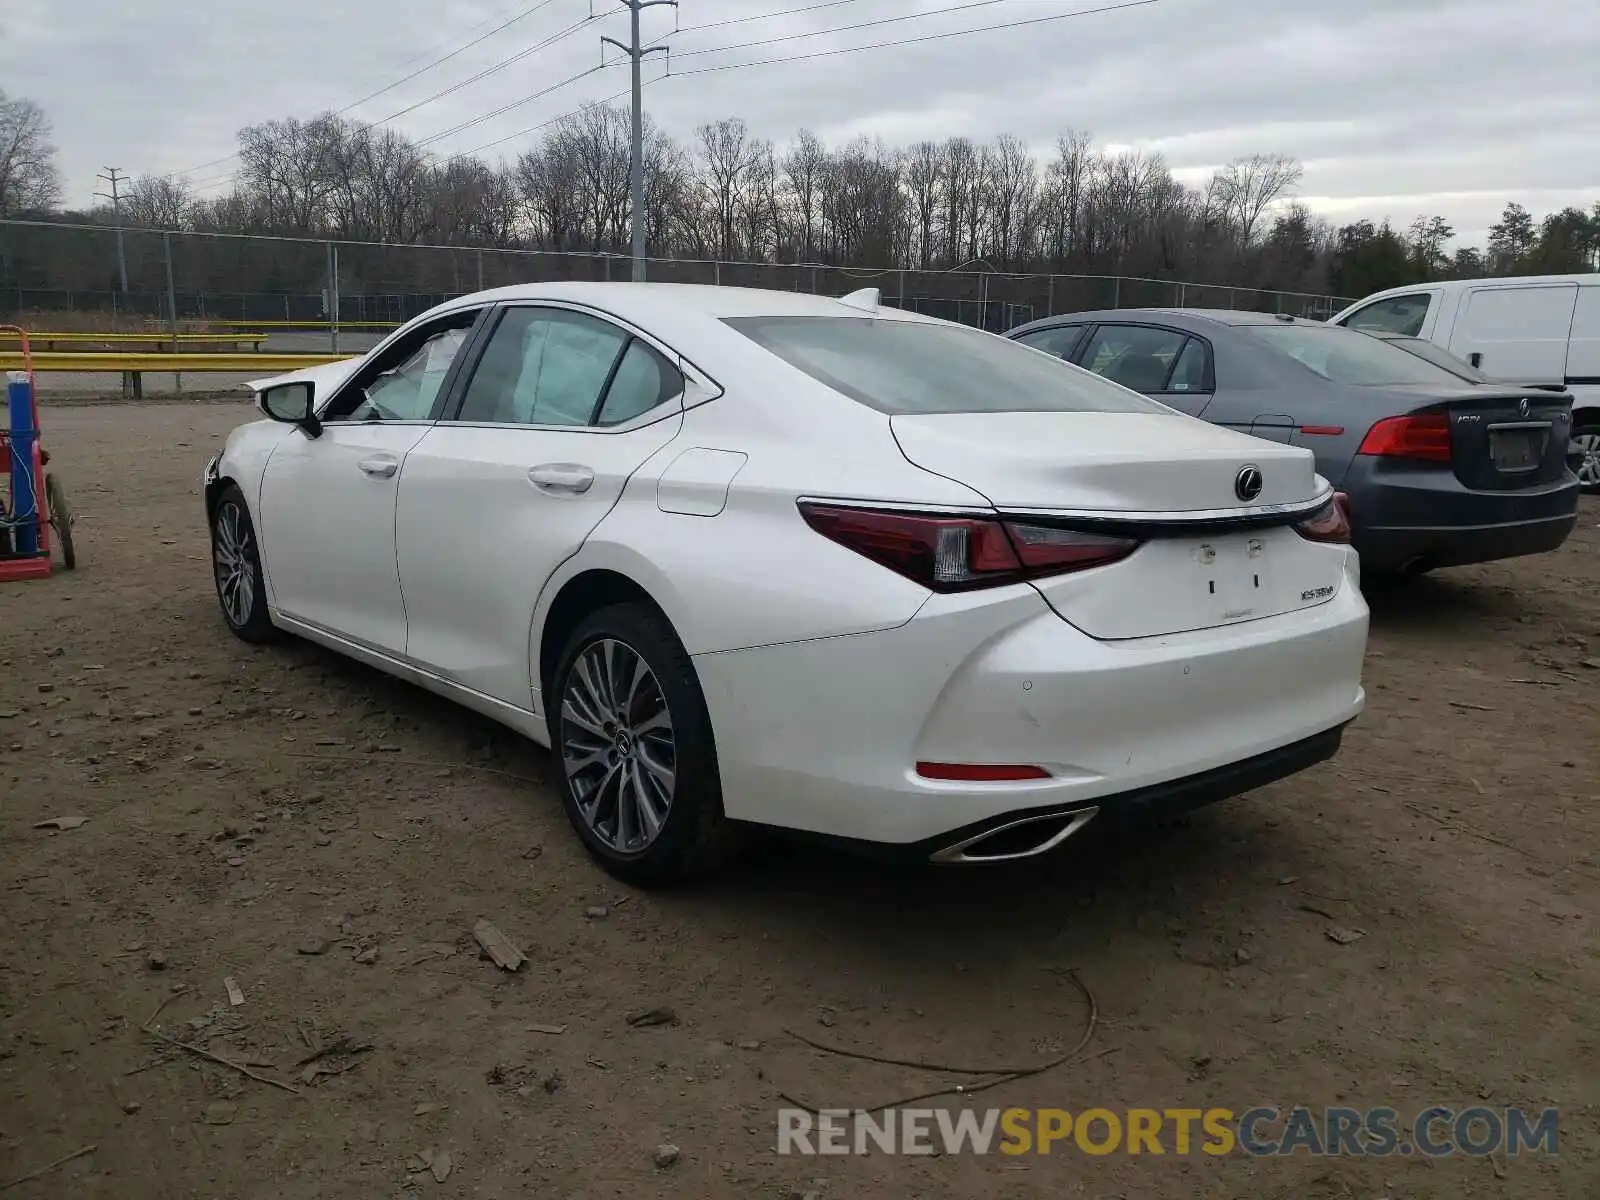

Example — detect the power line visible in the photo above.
[388,0,555,72]
[371,11,599,127]
[674,0,872,33]
[415,61,613,148]
[667,0,1021,58]
[448,82,638,159]
[182,11,601,194]
[163,1,591,180]
[331,0,569,116]
[667,0,1160,77]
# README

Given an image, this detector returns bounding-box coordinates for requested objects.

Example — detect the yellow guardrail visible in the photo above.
[202,319,399,330]
[1,332,273,349]
[0,352,351,372]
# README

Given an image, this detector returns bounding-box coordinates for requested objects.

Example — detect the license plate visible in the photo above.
[1490,428,1545,472]
[1187,535,1270,624]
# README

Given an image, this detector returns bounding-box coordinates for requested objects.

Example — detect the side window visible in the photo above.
[598,341,683,426]
[1341,293,1431,337]
[1168,338,1212,393]
[1014,325,1084,358]
[329,311,478,422]
[1079,324,1187,394]
[457,308,628,426]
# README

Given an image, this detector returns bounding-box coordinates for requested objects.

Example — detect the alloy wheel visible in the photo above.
[1574,431,1600,488]
[560,638,677,854]
[213,500,257,627]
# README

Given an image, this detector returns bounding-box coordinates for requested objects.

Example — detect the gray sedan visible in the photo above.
[1005,309,1581,575]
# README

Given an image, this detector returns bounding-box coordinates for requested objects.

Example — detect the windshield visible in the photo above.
[723,316,1170,415]
[1243,323,1469,387]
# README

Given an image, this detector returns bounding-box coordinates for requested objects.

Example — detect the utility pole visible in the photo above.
[95,167,130,298]
[602,0,674,282]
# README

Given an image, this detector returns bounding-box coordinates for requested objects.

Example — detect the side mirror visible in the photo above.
[259,381,322,438]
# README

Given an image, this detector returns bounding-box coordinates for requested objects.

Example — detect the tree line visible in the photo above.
[3,88,1598,305]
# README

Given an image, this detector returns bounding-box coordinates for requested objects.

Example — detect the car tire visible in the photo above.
[549,603,738,886]
[210,484,278,643]
[1572,416,1600,495]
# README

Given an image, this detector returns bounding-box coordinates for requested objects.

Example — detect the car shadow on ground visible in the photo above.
[1359,571,1527,634]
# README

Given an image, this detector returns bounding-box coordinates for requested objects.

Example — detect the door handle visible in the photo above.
[528,463,594,495]
[358,456,399,478]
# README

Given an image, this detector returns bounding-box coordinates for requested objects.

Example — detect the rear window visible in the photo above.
[723,316,1169,415]
[1244,323,1467,387]
[1376,335,1491,382]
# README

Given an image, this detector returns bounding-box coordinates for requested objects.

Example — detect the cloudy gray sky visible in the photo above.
[3,0,1596,246]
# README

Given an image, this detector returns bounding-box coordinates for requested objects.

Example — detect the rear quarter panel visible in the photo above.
[526,383,995,701]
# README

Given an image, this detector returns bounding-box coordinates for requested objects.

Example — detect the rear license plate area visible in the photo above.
[1187,535,1270,623]
[1489,426,1547,472]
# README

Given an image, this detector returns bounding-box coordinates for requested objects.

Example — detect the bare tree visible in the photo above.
[1212,153,1304,245]
[0,90,62,214]
[698,118,759,260]
[986,134,1038,268]
[739,139,779,262]
[122,174,193,227]
[781,129,828,263]
[237,116,339,234]
[903,141,942,269]
[1039,130,1095,267]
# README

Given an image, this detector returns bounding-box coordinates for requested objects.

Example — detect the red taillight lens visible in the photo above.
[1295,493,1352,544]
[797,504,1140,592]
[1357,413,1451,461]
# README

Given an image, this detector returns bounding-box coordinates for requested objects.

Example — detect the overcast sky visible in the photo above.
[3,0,1596,247]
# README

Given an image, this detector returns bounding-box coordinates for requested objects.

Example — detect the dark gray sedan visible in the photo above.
[1005,309,1581,574]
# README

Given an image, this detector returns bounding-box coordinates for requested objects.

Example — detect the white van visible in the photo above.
[1329,275,1600,490]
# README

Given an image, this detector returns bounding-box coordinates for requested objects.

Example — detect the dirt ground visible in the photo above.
[1,401,1595,1200]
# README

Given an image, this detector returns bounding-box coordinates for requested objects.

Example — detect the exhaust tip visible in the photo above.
[930,807,1099,864]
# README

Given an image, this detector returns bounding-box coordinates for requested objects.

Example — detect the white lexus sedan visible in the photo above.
[204,282,1368,884]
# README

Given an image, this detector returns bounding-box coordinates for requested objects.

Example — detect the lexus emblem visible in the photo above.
[1519,398,1530,419]
[1234,465,1264,502]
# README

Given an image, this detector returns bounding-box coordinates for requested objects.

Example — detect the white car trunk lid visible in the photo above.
[890,411,1319,512]
[890,411,1346,640]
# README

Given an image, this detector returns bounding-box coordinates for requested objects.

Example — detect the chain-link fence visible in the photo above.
[0,219,1355,341]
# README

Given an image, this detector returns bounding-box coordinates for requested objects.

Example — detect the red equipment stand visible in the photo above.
[0,326,55,582]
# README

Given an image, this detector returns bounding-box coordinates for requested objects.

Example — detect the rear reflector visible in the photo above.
[1294,492,1352,544]
[916,762,1051,781]
[1298,425,1345,437]
[1358,413,1451,461]
[798,503,1140,592]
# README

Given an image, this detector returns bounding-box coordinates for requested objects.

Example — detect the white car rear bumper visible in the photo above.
[694,559,1367,857]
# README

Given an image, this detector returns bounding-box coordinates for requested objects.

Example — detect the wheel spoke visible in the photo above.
[629,760,664,840]
[580,762,623,828]
[616,646,646,723]
[614,765,639,848]
[636,740,675,793]
[563,743,610,776]
[633,707,671,737]
[1576,433,1600,485]
[561,696,608,739]
[573,655,610,728]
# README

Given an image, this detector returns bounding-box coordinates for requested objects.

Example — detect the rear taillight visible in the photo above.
[798,503,1140,592]
[1357,413,1451,461]
[1294,493,1352,544]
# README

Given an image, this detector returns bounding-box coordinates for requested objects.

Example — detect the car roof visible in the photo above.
[432,281,940,322]
[1009,307,1317,334]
